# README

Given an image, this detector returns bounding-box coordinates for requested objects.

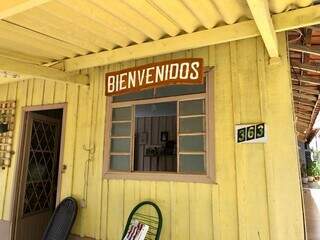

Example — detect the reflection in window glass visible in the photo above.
[179,99,204,116]
[179,154,205,173]
[179,135,204,152]
[112,107,132,121]
[112,122,131,136]
[179,117,205,133]
[134,102,177,172]
[111,138,131,153]
[113,89,154,102]
[156,84,205,98]
[110,155,130,171]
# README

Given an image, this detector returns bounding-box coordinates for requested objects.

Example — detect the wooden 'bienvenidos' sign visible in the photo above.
[105,58,204,96]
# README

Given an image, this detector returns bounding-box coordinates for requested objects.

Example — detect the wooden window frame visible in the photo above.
[103,68,214,183]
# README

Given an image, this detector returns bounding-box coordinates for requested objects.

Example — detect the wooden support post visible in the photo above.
[246,0,279,58]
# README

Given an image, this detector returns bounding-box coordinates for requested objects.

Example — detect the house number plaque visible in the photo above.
[235,123,267,143]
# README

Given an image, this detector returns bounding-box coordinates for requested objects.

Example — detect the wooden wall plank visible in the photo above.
[31,78,45,105]
[171,50,186,59]
[263,33,304,239]
[235,37,270,239]
[85,67,105,238]
[212,185,220,240]
[0,83,11,219]
[171,182,190,240]
[214,42,239,240]
[192,47,209,66]
[106,179,124,239]
[100,180,109,239]
[3,81,27,220]
[71,86,90,236]
[155,182,171,239]
[123,180,140,227]
[42,80,55,104]
[189,183,213,240]
[26,79,33,106]
[53,82,66,103]
[59,84,79,199]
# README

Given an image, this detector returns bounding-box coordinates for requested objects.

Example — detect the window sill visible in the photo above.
[103,171,215,183]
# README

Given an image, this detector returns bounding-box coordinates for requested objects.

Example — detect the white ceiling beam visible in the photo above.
[289,44,320,56]
[293,97,315,106]
[0,56,89,85]
[295,104,314,112]
[293,92,317,102]
[0,0,51,19]
[292,75,320,85]
[64,5,320,71]
[292,85,320,95]
[64,20,261,71]
[292,62,320,74]
[246,0,279,58]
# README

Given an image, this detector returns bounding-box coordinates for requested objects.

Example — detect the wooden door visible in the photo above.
[15,112,61,240]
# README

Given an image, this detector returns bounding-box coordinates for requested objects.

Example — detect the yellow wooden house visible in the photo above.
[0,1,319,239]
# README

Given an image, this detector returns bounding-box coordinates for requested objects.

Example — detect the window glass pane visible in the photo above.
[113,89,154,102]
[179,99,204,116]
[112,107,132,121]
[156,84,205,98]
[179,154,205,173]
[180,117,204,133]
[134,102,177,172]
[112,122,131,136]
[135,101,176,117]
[112,79,206,103]
[180,135,204,152]
[110,155,130,171]
[111,138,130,153]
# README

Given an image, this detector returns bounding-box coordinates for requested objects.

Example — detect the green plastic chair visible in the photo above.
[122,201,163,240]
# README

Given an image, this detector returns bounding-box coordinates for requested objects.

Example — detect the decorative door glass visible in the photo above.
[23,119,59,216]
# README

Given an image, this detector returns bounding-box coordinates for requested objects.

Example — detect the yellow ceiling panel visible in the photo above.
[0,23,76,58]
[0,48,51,65]
[0,36,57,61]
[8,7,114,51]
[91,0,164,40]
[150,0,201,33]
[40,1,131,47]
[0,20,86,56]
[6,13,101,52]
[123,0,180,37]
[182,0,222,29]
[59,0,147,44]
[27,7,116,50]
[211,0,250,24]
[269,0,313,13]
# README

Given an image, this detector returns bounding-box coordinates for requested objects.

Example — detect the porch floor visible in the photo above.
[304,188,320,240]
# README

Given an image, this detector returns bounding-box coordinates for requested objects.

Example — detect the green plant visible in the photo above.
[307,161,320,176]
[313,150,320,162]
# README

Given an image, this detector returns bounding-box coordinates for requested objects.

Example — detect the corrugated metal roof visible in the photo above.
[0,0,314,67]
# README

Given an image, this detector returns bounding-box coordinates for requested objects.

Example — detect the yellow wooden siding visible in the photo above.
[0,33,304,240]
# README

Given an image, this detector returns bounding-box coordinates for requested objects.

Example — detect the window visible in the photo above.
[104,70,214,182]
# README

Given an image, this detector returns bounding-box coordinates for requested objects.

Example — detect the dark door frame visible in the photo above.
[10,103,67,240]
